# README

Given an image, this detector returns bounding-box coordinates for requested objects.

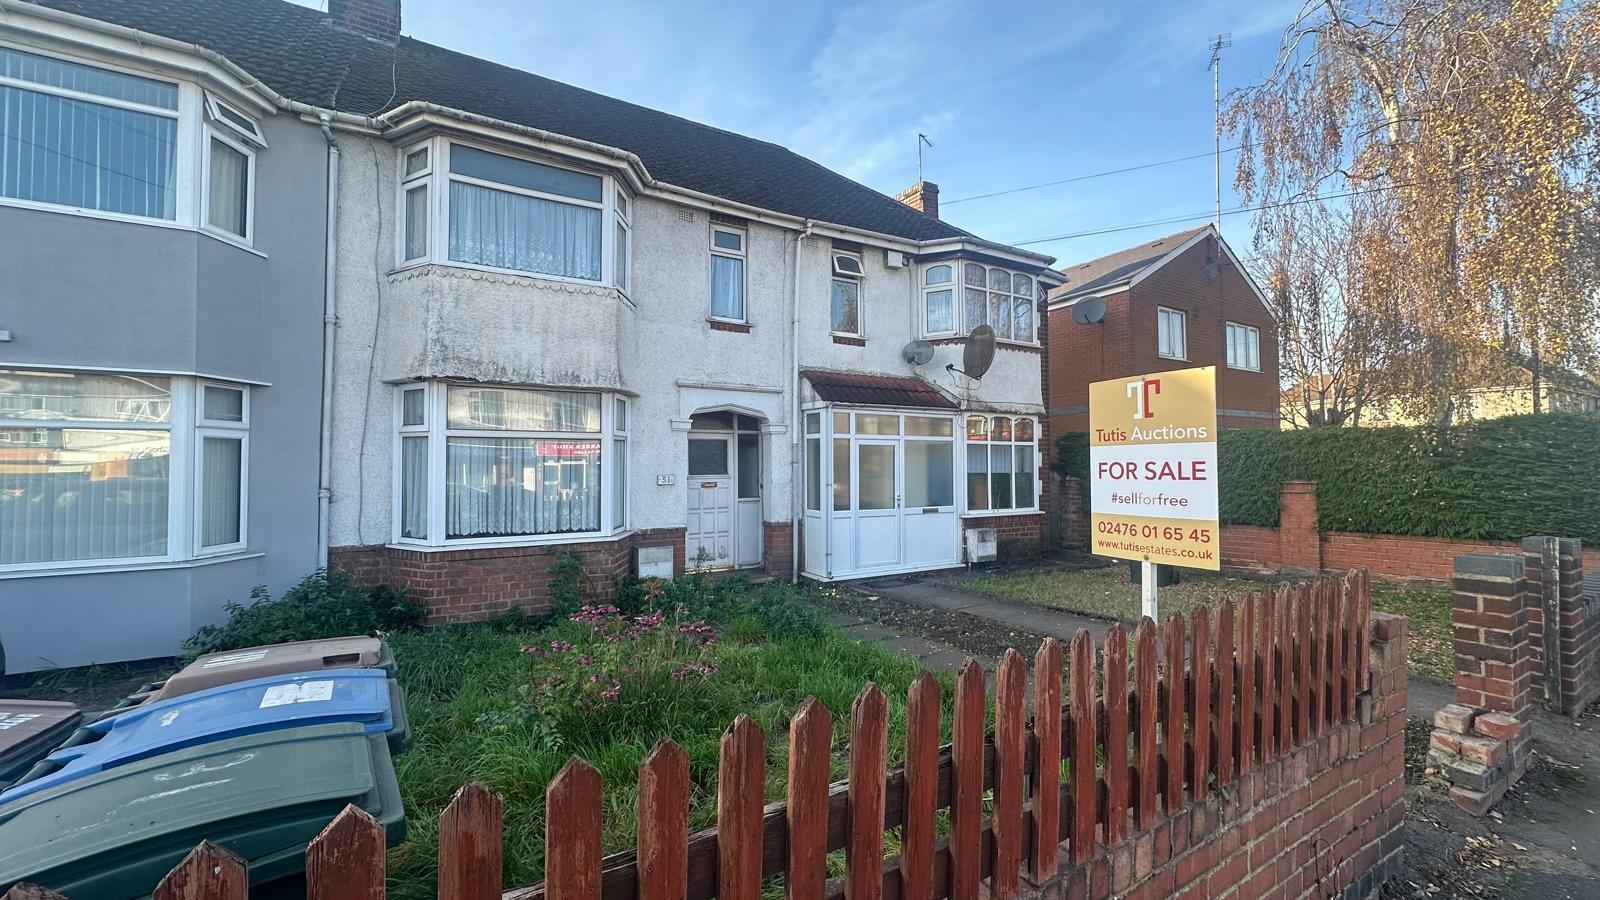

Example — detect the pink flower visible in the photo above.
[577,654,595,667]
[600,681,621,701]
[549,640,572,653]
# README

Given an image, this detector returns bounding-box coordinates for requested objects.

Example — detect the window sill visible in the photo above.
[1226,365,1262,373]
[832,334,866,346]
[0,551,264,580]
[389,260,616,293]
[1158,354,1188,362]
[199,225,266,258]
[961,509,1043,519]
[386,530,634,553]
[709,319,752,334]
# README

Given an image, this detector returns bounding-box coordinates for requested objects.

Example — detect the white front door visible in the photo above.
[854,438,901,570]
[686,436,734,569]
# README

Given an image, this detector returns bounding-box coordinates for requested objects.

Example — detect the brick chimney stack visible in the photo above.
[329,0,401,44]
[895,181,940,219]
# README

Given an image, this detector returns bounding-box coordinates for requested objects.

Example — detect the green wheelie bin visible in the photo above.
[0,722,405,898]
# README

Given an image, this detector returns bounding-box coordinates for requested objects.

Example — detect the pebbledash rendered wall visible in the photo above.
[323,131,1044,620]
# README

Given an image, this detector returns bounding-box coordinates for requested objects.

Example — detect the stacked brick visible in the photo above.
[1430,552,1538,815]
[1522,537,1599,716]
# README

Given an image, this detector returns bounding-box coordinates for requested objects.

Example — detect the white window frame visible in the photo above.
[830,251,864,337]
[1226,322,1261,372]
[394,138,625,288]
[0,42,277,246]
[1158,306,1188,360]
[950,262,1037,344]
[920,263,959,338]
[204,93,266,148]
[193,382,249,556]
[961,414,1040,515]
[201,126,256,245]
[709,224,748,323]
[613,185,632,296]
[391,381,628,548]
[0,372,253,574]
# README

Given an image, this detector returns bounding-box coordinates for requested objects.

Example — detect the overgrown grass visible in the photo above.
[962,566,1452,681]
[385,592,951,897]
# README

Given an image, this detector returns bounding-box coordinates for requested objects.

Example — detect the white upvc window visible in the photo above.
[1158,306,1188,360]
[0,44,265,244]
[830,252,863,336]
[709,225,747,321]
[963,415,1038,513]
[203,128,255,242]
[956,263,1036,343]
[1226,322,1261,371]
[0,369,250,572]
[613,186,632,294]
[195,383,248,555]
[921,264,957,336]
[395,139,626,286]
[394,382,629,546]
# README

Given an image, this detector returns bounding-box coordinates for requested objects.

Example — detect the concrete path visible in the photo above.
[853,575,1114,645]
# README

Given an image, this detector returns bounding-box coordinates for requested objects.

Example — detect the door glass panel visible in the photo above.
[833,439,851,510]
[737,434,759,499]
[965,445,990,511]
[688,438,728,476]
[905,416,953,436]
[905,441,953,508]
[990,445,1014,510]
[857,414,899,435]
[858,444,896,510]
[806,438,821,510]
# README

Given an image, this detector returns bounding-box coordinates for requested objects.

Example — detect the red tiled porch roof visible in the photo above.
[801,370,957,410]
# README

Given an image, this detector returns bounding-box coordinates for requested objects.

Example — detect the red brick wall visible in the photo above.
[1047,235,1279,437]
[1056,613,1409,899]
[1522,538,1600,717]
[964,513,1045,562]
[762,521,794,579]
[329,528,686,624]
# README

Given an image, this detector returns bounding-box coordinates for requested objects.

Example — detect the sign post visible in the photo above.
[1088,366,1221,622]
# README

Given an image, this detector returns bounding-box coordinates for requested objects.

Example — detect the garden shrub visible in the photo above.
[546,552,589,618]
[1054,412,1600,543]
[184,569,423,659]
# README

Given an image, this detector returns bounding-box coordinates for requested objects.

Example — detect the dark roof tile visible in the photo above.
[801,370,957,409]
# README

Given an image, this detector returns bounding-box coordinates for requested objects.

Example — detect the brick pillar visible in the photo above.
[1278,481,1321,573]
[1523,537,1597,716]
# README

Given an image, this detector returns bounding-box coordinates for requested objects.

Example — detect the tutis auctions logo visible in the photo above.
[1125,378,1162,420]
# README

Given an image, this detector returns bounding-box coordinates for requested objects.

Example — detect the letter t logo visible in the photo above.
[1126,378,1161,419]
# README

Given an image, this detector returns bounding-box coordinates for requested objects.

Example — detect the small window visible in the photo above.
[832,254,864,278]
[830,252,863,336]
[1158,307,1187,360]
[401,388,426,427]
[614,398,627,433]
[925,264,953,285]
[710,227,747,321]
[205,134,252,239]
[403,184,429,261]
[202,385,246,423]
[205,94,266,148]
[613,186,632,293]
[404,146,431,178]
[1227,322,1261,371]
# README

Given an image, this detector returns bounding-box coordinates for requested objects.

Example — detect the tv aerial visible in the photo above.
[946,325,996,380]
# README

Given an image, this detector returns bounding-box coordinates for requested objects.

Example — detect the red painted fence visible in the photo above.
[4,571,1377,900]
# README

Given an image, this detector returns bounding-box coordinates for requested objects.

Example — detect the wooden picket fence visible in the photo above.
[2,571,1371,900]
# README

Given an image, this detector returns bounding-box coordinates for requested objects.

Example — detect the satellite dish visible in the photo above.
[961,325,996,380]
[901,339,935,366]
[1070,296,1107,325]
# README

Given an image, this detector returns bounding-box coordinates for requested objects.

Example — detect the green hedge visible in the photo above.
[1055,412,1600,544]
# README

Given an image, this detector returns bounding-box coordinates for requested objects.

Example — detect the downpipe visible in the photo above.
[790,219,814,584]
[316,115,341,568]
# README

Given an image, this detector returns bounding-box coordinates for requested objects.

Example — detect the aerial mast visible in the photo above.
[1207,33,1232,229]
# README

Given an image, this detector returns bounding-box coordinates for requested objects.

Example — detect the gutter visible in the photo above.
[791,219,815,584]
[316,115,341,567]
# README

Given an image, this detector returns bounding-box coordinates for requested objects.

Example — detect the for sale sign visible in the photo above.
[1088,366,1219,570]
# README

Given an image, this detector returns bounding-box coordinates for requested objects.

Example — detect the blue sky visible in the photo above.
[295,0,1302,268]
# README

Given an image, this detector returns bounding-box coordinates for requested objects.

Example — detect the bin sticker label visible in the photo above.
[201,649,270,669]
[259,680,336,708]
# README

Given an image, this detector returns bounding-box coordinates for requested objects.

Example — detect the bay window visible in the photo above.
[964,415,1037,512]
[396,139,630,287]
[938,263,1036,343]
[395,383,628,544]
[0,370,249,570]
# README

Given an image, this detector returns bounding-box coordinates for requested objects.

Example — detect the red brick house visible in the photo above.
[1044,225,1278,439]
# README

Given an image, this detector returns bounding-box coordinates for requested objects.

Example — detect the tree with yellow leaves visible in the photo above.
[1230,0,1600,422]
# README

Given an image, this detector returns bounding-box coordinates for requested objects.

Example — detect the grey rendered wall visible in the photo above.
[0,111,329,673]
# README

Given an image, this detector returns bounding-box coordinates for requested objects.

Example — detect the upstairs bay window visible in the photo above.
[0,45,263,244]
[397,139,629,286]
[0,370,249,570]
[924,263,1035,343]
[395,383,628,545]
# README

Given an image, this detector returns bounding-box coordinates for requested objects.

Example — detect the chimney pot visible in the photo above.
[329,0,401,44]
[895,181,940,219]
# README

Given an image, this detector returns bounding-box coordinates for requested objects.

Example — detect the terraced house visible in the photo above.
[0,0,1061,666]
